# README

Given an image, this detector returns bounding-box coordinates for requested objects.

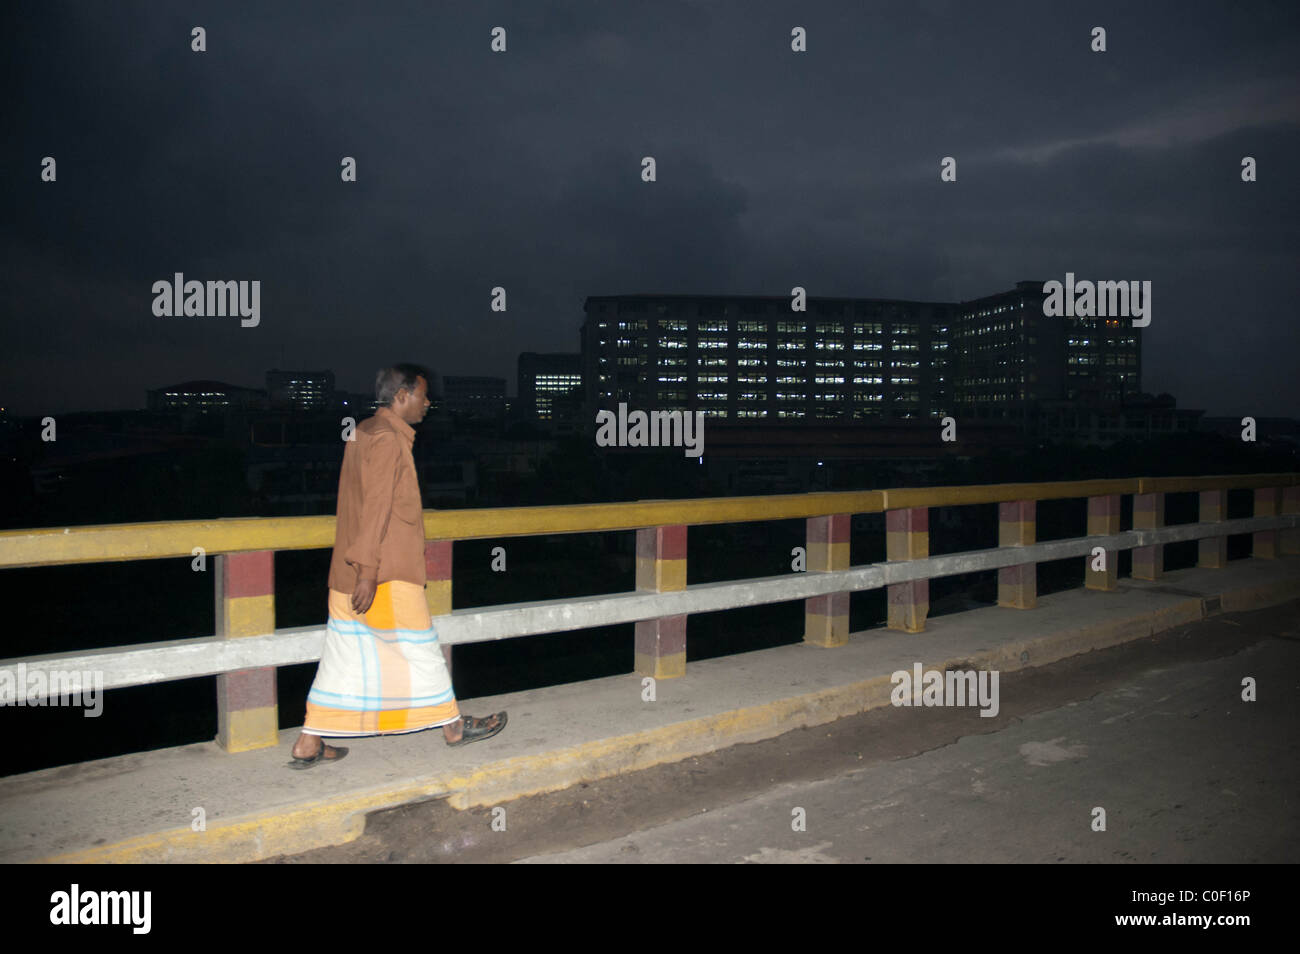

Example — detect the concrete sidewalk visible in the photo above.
[2,556,1297,864]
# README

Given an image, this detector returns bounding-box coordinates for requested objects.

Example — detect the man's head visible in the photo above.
[375,364,432,425]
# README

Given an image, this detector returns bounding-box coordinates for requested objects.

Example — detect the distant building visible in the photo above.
[517,353,583,425]
[146,380,266,412]
[266,369,335,411]
[1037,392,1202,446]
[950,282,1141,424]
[580,284,1146,441]
[334,391,379,415]
[1198,415,1299,455]
[442,375,506,425]
[245,440,476,514]
[581,294,954,423]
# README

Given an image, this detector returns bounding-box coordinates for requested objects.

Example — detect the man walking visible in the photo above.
[290,364,506,768]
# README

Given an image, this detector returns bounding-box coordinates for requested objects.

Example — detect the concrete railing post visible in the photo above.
[804,514,851,648]
[886,507,928,634]
[1086,494,1121,590]
[214,551,279,753]
[1282,487,1300,556]
[425,539,454,675]
[1198,490,1228,568]
[1132,492,1165,581]
[1253,488,1281,560]
[997,499,1036,609]
[635,525,687,678]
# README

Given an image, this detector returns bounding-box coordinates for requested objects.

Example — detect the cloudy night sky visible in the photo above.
[4,0,1298,419]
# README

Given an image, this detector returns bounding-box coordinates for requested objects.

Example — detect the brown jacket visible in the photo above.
[327,406,426,592]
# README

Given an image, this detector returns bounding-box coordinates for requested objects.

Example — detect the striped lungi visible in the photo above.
[302,580,461,736]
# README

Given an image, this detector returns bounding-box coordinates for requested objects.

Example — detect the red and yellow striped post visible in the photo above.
[635,525,687,678]
[804,514,850,648]
[1253,488,1280,560]
[997,500,1036,609]
[1086,494,1121,590]
[1132,492,1164,581]
[886,507,928,634]
[1198,490,1228,569]
[214,550,278,752]
[1282,487,1300,556]
[425,539,454,674]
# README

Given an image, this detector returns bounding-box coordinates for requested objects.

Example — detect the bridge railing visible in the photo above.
[1,473,1297,753]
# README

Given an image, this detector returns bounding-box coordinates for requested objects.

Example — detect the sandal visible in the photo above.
[445,711,508,747]
[288,739,349,770]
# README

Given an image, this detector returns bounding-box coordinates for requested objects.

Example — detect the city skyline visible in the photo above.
[5,1,1298,419]
[0,280,1217,419]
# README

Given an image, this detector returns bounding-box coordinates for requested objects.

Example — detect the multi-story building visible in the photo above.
[146,380,267,412]
[581,284,1145,432]
[517,352,583,424]
[265,369,335,411]
[949,281,1141,422]
[581,295,955,423]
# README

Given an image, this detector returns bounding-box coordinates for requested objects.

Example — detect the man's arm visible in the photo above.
[344,430,402,611]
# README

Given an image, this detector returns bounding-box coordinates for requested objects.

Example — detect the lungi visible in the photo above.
[302,580,461,736]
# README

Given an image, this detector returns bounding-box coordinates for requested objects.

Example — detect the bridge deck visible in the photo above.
[2,556,1297,863]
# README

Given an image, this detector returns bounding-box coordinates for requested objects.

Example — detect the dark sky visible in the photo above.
[4,0,1298,418]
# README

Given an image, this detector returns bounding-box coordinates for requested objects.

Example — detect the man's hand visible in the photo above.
[351,575,378,615]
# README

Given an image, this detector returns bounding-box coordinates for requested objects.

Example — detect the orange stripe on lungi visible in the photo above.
[303,580,460,737]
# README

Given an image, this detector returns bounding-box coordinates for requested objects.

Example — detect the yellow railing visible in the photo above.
[1,472,1296,755]
[4,474,1295,569]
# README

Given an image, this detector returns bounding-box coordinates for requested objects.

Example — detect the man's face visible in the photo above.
[394,376,430,424]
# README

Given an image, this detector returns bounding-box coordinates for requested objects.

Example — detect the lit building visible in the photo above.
[949,281,1141,422]
[266,369,335,411]
[146,380,266,412]
[580,295,954,423]
[581,284,1147,435]
[517,352,583,423]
